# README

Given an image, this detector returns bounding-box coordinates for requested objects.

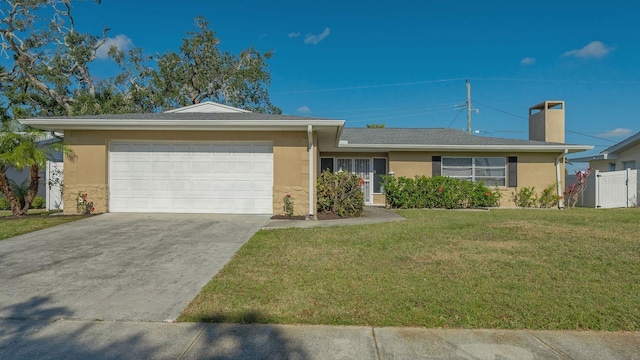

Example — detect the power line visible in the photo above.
[348,108,456,123]
[317,102,458,115]
[473,100,617,144]
[344,104,456,119]
[473,101,527,120]
[272,77,467,94]
[447,109,463,128]
[275,76,640,96]
[470,77,640,85]
[566,130,616,143]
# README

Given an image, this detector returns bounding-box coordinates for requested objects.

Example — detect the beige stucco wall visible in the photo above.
[387,151,561,206]
[64,130,312,216]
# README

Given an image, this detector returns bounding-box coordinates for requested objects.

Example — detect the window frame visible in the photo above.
[441,156,507,187]
[372,157,387,194]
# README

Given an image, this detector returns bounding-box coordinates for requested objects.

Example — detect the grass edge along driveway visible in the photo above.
[179,208,640,331]
[0,211,87,241]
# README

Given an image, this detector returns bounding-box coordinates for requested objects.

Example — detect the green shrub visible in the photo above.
[31,196,46,209]
[381,175,500,209]
[9,179,29,209]
[0,196,9,210]
[317,169,364,217]
[538,183,559,208]
[511,187,537,208]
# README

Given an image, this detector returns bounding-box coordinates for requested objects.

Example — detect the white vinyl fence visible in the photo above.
[46,160,64,211]
[565,169,638,208]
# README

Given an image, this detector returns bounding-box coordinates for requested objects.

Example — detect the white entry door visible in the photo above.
[109,141,273,214]
[336,158,372,204]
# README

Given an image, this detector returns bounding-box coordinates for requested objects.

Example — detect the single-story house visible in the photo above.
[21,100,592,215]
[570,131,639,171]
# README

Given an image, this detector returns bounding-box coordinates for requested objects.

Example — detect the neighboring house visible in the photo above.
[21,100,592,216]
[569,131,639,209]
[3,133,64,210]
[570,131,640,171]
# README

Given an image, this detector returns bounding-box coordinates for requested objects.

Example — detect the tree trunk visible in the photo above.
[0,167,22,216]
[19,164,40,216]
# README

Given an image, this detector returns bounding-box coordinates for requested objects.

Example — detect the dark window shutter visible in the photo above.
[432,156,442,177]
[508,156,518,187]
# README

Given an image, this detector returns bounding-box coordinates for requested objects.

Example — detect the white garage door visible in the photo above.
[109,141,273,214]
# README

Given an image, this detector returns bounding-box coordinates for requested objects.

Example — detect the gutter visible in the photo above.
[556,149,568,208]
[307,125,315,219]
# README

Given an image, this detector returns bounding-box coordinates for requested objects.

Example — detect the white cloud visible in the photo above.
[96,34,133,59]
[304,28,331,45]
[520,57,535,65]
[598,128,634,138]
[562,41,613,59]
[288,32,300,38]
[297,105,311,114]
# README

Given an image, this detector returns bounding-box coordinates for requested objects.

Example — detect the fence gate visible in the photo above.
[567,169,638,208]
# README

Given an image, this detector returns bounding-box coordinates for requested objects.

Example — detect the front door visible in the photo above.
[336,158,372,204]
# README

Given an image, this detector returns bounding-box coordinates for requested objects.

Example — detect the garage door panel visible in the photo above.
[152,161,171,173]
[192,180,212,191]
[110,141,273,214]
[253,162,273,173]
[253,144,272,154]
[232,145,252,153]
[171,162,191,172]
[192,161,212,172]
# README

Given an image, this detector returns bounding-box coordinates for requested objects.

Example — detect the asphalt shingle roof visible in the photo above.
[340,128,564,146]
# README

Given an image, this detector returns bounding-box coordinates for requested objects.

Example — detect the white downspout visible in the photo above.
[307,125,315,219]
[556,149,568,208]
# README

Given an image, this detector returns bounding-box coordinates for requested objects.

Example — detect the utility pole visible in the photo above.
[466,79,472,134]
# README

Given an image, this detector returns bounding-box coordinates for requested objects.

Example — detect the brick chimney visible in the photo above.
[529,101,565,143]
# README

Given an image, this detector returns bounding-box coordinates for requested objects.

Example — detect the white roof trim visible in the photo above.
[570,154,617,162]
[19,118,345,131]
[164,101,250,113]
[600,132,640,155]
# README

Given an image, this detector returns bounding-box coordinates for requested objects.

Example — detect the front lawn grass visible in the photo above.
[0,210,86,241]
[179,208,640,330]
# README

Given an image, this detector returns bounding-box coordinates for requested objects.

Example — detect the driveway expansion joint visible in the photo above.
[527,330,573,360]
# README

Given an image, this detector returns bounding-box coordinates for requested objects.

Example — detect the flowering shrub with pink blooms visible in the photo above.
[564,167,593,207]
[76,192,95,214]
[283,194,294,217]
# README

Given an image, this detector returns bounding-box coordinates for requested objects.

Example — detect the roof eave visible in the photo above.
[601,132,640,155]
[337,144,593,153]
[570,153,618,162]
[19,119,345,132]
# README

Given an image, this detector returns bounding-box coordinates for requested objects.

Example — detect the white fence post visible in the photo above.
[626,168,630,208]
[595,170,601,208]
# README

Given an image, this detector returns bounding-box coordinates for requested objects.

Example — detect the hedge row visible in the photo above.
[381,175,500,209]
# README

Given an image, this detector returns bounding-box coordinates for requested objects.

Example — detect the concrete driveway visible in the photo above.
[0,213,268,322]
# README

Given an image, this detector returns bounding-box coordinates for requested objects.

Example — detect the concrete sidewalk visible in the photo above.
[1,320,638,359]
[263,206,405,230]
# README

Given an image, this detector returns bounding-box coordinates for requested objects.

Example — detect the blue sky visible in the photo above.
[72,1,639,160]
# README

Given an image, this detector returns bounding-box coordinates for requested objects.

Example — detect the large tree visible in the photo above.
[0,1,280,215]
[138,16,280,114]
[0,0,141,117]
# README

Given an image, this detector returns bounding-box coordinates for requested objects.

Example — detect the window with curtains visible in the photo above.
[441,157,507,186]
